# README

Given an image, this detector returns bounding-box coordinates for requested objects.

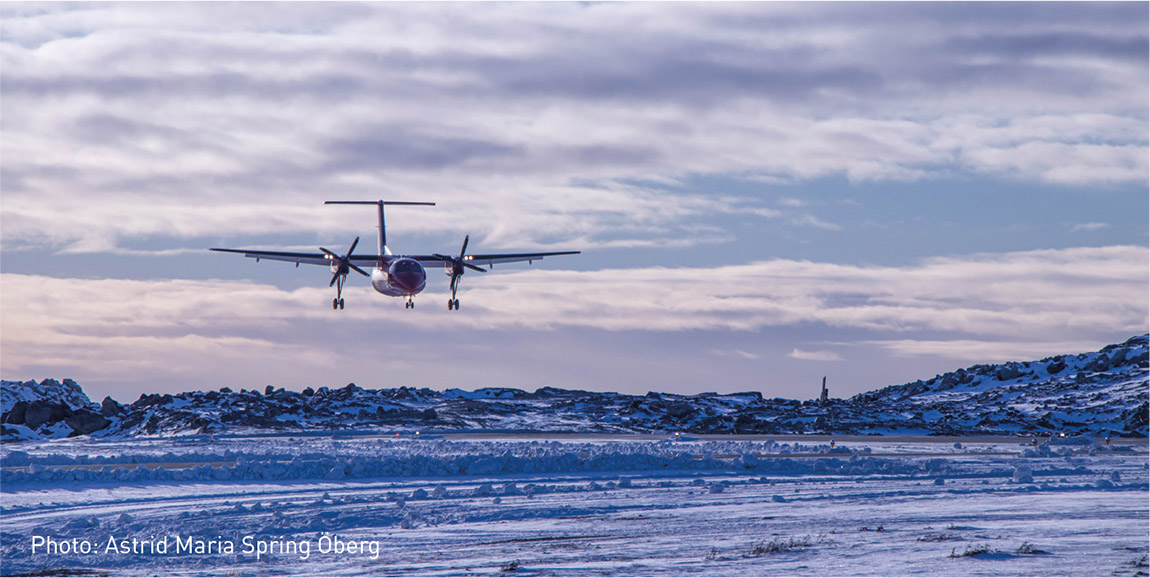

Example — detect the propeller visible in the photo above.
[320,236,370,288]
[433,235,486,302]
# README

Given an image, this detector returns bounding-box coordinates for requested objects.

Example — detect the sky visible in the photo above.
[1,2,1147,404]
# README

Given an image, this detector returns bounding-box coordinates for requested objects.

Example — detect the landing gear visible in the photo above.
[322,236,367,313]
[437,235,484,312]
[447,273,463,311]
[331,275,347,311]
[405,296,415,309]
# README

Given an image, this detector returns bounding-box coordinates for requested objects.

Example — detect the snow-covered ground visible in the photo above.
[2,435,1147,576]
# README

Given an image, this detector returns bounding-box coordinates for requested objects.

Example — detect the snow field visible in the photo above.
[1,436,1147,576]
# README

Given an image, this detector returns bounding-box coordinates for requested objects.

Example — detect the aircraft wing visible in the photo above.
[210,248,580,269]
[208,248,378,268]
[409,251,580,269]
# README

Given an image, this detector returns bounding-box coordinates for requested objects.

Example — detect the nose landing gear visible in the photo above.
[405,296,415,309]
[332,298,345,310]
[448,298,460,310]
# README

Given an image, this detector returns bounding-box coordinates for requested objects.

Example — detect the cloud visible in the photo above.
[788,348,844,362]
[3,245,1144,396]
[790,214,842,231]
[1071,222,1111,233]
[711,348,761,360]
[863,339,1110,364]
[961,141,1148,185]
[1,3,1146,253]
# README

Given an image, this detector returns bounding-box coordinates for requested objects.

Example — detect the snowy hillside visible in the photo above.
[0,378,91,414]
[0,378,106,441]
[846,335,1148,437]
[2,336,1146,441]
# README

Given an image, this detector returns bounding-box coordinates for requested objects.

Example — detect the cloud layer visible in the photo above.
[2,3,1146,252]
[2,4,1146,401]
[3,246,1144,397]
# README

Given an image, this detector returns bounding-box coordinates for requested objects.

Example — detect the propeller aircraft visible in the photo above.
[211,201,580,310]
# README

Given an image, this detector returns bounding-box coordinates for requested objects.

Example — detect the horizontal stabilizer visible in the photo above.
[324,201,436,206]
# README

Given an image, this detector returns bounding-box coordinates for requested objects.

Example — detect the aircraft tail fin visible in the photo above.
[324,201,436,255]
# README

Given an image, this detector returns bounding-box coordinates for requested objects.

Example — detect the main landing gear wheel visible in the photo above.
[448,299,460,310]
[332,298,345,310]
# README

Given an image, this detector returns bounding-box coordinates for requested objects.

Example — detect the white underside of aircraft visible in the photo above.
[211,201,579,310]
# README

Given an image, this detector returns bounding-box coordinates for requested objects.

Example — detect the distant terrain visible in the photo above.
[2,340,1148,577]
[3,335,1147,441]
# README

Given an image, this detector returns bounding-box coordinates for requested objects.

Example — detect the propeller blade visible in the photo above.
[460,235,469,258]
[347,236,360,256]
[349,263,370,277]
[464,263,486,273]
[431,253,452,262]
[329,273,340,287]
[319,247,339,259]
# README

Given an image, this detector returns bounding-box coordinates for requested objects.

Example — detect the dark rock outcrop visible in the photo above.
[24,401,71,429]
[100,397,124,417]
[2,401,28,425]
[1045,358,1067,374]
[66,410,111,436]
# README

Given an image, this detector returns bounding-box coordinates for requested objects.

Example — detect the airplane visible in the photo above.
[210,200,580,310]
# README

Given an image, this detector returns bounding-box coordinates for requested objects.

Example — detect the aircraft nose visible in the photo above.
[390,271,426,292]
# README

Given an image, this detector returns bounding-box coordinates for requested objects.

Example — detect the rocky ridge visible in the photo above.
[2,336,1146,441]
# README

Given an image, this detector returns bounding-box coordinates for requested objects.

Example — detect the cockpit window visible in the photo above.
[394,260,421,273]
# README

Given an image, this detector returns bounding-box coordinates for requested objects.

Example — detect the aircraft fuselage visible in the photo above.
[370,256,428,297]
